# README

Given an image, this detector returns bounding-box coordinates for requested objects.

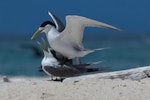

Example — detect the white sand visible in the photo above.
[0,76,150,100]
[0,66,150,100]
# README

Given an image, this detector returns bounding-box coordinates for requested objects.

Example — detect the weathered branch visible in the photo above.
[63,66,150,83]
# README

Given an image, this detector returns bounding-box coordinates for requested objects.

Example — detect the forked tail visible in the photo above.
[93,47,111,51]
[86,60,109,72]
[82,47,110,57]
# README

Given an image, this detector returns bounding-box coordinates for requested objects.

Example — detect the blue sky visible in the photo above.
[0,0,150,36]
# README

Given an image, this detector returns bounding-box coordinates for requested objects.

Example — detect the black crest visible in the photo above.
[40,21,56,27]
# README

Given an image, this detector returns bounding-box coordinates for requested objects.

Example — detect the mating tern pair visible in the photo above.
[38,38,104,80]
[31,11,121,60]
[31,11,121,79]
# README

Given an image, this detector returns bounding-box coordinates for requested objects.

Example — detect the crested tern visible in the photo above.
[37,38,105,79]
[31,11,122,59]
[37,38,59,80]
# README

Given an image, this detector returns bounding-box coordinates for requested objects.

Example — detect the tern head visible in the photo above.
[43,48,54,58]
[37,38,59,66]
[31,21,56,40]
[37,37,54,57]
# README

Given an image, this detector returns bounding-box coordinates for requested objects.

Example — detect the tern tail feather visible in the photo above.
[86,67,105,72]
[93,47,111,51]
[79,47,109,58]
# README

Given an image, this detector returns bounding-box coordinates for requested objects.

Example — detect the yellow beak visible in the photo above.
[31,29,43,40]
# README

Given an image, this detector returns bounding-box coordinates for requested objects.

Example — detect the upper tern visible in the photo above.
[31,11,122,59]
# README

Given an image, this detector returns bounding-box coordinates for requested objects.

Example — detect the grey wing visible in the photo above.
[43,65,86,77]
[60,15,122,48]
[48,11,65,32]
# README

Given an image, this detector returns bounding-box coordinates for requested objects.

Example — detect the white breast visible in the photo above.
[41,56,59,67]
[46,27,60,42]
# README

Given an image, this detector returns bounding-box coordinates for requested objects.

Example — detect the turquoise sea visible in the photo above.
[1,32,150,76]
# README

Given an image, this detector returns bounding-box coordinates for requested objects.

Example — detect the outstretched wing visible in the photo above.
[60,15,122,47]
[48,11,65,32]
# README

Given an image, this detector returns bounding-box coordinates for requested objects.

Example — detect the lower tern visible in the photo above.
[31,11,122,59]
[38,38,105,79]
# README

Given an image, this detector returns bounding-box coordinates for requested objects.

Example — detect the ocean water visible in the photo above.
[0,33,150,76]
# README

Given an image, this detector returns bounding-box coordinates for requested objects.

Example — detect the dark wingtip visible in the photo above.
[87,67,110,73]
[48,11,65,32]
[86,68,99,72]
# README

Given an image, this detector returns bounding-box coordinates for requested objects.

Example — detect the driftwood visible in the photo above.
[63,66,150,83]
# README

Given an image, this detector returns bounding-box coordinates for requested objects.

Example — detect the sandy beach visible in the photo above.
[0,69,150,100]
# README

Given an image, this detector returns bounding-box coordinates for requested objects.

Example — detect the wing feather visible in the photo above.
[44,65,82,77]
[48,11,65,32]
[60,15,122,47]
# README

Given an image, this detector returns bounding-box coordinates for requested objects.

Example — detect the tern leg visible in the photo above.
[51,77,65,82]
[76,57,81,64]
[38,66,44,72]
